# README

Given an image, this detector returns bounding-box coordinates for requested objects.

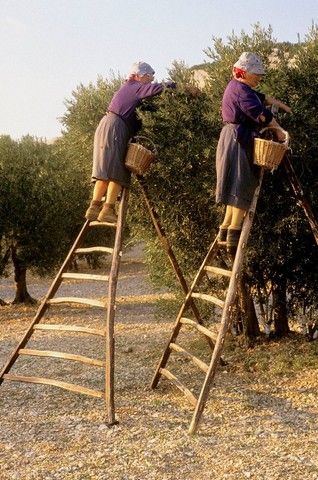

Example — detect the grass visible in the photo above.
[225,332,318,375]
[153,297,318,378]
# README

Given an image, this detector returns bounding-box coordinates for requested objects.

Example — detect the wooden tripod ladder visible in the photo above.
[151,175,263,435]
[0,188,129,425]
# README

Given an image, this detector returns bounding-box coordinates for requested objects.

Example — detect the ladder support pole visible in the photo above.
[136,176,206,326]
[105,188,129,425]
[151,238,219,389]
[188,173,264,435]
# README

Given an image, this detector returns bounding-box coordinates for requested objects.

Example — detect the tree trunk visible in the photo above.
[272,278,289,337]
[11,246,37,304]
[0,245,10,305]
[238,275,261,340]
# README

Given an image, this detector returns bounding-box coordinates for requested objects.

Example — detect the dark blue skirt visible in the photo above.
[91,112,132,187]
[215,124,260,210]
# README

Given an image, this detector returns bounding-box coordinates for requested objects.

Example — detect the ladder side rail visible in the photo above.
[283,153,318,246]
[188,172,263,435]
[105,188,129,425]
[150,238,220,389]
[0,220,91,383]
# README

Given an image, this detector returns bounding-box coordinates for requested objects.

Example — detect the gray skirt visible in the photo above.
[215,124,260,210]
[91,112,132,187]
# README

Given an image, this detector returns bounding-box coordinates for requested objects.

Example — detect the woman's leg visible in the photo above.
[220,205,233,228]
[218,205,232,241]
[85,180,109,221]
[229,206,245,230]
[227,206,246,253]
[97,181,122,223]
[92,180,109,201]
[105,181,122,204]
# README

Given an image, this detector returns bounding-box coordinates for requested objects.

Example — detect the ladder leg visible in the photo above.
[0,220,91,384]
[151,238,220,389]
[188,173,263,435]
[105,187,129,425]
[137,176,218,352]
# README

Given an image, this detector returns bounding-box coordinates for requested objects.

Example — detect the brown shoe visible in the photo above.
[226,228,241,255]
[97,204,118,223]
[217,227,227,243]
[85,200,102,221]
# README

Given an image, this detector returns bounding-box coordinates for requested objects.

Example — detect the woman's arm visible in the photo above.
[265,95,292,113]
[137,81,176,100]
[238,89,273,125]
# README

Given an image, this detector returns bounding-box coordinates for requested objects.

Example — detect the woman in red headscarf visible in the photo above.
[215,52,291,252]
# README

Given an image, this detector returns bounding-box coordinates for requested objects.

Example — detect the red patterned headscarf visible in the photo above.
[233,67,245,78]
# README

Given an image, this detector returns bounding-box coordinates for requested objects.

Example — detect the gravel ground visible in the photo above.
[0,245,318,480]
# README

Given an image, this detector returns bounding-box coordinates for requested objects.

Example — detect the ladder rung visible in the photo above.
[47,297,105,308]
[191,292,225,308]
[33,324,105,336]
[205,265,232,278]
[75,246,113,255]
[170,343,208,373]
[61,272,109,282]
[19,348,104,367]
[180,317,217,342]
[159,368,197,406]
[89,220,117,228]
[3,374,104,398]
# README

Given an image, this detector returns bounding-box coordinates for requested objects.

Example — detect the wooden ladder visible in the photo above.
[0,188,129,425]
[151,175,263,435]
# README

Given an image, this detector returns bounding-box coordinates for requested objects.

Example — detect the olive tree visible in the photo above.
[131,26,318,339]
[0,135,86,303]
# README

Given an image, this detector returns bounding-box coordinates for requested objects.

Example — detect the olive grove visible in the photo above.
[2,25,318,342]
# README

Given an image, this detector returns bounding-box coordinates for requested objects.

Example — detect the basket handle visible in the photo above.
[259,126,289,148]
[132,135,158,156]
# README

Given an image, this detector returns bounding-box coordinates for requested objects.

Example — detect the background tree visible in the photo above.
[0,135,86,303]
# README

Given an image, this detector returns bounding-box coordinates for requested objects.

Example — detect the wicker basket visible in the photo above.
[125,136,157,176]
[254,127,289,170]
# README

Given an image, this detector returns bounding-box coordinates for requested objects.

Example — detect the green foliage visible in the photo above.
[247,28,318,311]
[128,25,318,325]
[59,75,122,181]
[0,135,85,276]
[128,65,220,288]
[3,24,316,321]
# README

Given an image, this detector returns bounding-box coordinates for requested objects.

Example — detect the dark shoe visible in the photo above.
[97,204,118,223]
[217,227,227,242]
[85,200,102,221]
[226,228,241,255]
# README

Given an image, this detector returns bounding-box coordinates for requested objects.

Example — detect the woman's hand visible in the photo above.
[265,95,292,114]
[267,118,288,142]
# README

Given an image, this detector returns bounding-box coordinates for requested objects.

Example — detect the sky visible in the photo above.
[1,0,318,140]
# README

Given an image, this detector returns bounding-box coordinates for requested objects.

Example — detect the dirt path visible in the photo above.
[0,245,318,480]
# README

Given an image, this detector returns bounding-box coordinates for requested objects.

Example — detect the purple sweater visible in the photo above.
[108,79,176,134]
[222,79,272,124]
[222,79,273,146]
